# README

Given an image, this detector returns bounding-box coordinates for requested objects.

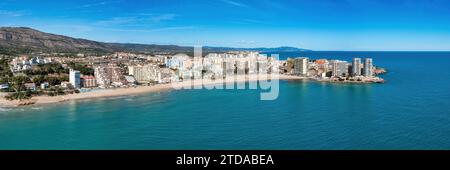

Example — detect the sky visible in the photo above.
[1,0,450,51]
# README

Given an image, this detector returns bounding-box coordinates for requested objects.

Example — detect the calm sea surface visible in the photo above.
[1,51,450,150]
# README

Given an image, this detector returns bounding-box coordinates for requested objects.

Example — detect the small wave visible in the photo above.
[0,107,25,114]
[108,96,130,100]
[0,107,12,113]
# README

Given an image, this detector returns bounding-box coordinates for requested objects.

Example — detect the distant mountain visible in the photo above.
[204,46,310,53]
[0,27,310,55]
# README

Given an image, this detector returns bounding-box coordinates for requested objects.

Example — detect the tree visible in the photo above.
[286,58,294,73]
[0,59,13,77]
[32,75,46,85]
[67,62,94,75]
[0,76,10,84]
[26,63,68,75]
[11,75,30,93]
[46,76,62,86]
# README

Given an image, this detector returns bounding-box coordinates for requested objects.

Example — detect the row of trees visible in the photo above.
[3,75,31,100]
[3,75,70,100]
[4,90,33,100]
[31,75,69,86]
[67,62,94,75]
[23,63,68,75]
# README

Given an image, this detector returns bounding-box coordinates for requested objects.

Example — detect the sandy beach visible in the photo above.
[0,74,304,108]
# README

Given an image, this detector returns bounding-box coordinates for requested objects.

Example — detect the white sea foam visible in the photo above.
[0,107,12,113]
[0,107,24,114]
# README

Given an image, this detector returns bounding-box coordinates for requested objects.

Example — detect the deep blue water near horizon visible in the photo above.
[1,51,450,150]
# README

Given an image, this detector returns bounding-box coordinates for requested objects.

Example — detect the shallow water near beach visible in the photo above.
[1,51,450,149]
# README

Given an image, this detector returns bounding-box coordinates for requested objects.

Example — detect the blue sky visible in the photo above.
[1,0,450,51]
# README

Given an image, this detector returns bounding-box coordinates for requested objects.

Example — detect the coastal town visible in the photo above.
[0,51,386,106]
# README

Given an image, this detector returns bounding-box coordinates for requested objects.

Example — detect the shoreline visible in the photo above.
[0,74,305,108]
[0,74,385,108]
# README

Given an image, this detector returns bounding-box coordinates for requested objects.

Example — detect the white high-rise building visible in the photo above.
[352,58,362,76]
[293,57,308,76]
[95,64,125,87]
[331,60,349,77]
[364,58,373,77]
[69,69,81,88]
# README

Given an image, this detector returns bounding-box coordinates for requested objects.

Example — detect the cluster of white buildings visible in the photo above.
[65,51,286,90]
[200,52,280,79]
[123,51,280,85]
[3,51,384,94]
[10,56,53,72]
[291,57,375,79]
[128,64,163,84]
[61,52,381,91]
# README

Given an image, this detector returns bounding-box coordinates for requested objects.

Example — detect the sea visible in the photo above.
[1,51,450,150]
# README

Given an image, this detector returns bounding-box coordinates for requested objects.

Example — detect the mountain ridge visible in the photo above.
[0,27,310,55]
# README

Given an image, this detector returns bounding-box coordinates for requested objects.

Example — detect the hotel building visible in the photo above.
[81,76,97,88]
[293,57,308,76]
[95,63,124,87]
[128,64,161,83]
[331,60,349,77]
[69,69,81,88]
[352,58,362,76]
[364,58,373,77]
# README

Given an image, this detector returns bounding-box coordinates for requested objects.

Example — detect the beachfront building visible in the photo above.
[69,69,81,88]
[24,83,36,91]
[331,60,349,77]
[95,63,125,87]
[256,56,270,74]
[94,67,109,87]
[293,57,308,76]
[128,64,161,84]
[364,58,373,77]
[314,59,329,78]
[81,76,97,88]
[203,53,225,78]
[40,82,49,89]
[159,68,174,83]
[267,56,281,74]
[352,58,362,76]
[202,52,273,77]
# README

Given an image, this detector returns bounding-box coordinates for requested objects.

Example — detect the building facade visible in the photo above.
[69,69,81,88]
[331,60,349,77]
[95,63,124,87]
[128,64,161,83]
[352,58,362,76]
[293,57,308,76]
[364,58,373,77]
[81,76,97,88]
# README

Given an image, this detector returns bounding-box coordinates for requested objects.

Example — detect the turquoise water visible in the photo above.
[1,52,450,150]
